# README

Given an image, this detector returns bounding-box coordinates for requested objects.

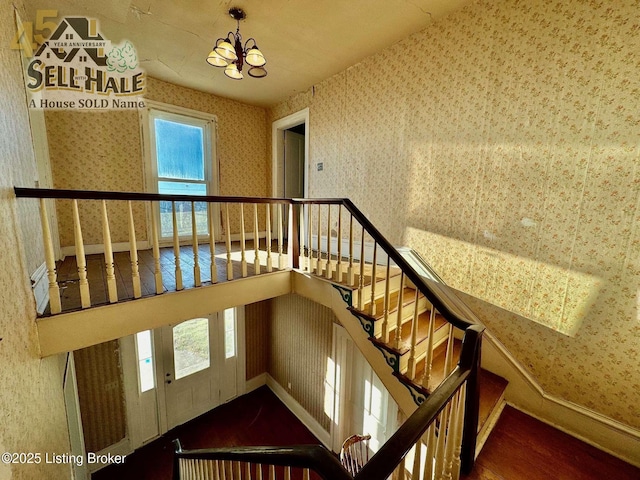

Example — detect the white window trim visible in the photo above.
[139,100,222,244]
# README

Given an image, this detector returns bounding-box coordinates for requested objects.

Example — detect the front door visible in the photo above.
[161,308,240,430]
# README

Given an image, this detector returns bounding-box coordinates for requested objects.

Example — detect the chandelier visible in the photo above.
[206,7,267,80]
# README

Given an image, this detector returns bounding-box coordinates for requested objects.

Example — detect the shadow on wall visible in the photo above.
[404,226,601,337]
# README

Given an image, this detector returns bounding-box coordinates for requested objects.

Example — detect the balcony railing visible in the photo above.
[14,187,483,478]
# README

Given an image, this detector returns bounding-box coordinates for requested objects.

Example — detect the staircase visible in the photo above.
[302,253,508,454]
[14,188,507,480]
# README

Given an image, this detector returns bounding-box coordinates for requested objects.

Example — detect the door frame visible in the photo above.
[271,108,309,198]
[140,99,222,245]
[121,307,245,449]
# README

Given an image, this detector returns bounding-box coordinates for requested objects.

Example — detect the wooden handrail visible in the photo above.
[14,187,293,204]
[292,198,474,332]
[174,444,352,480]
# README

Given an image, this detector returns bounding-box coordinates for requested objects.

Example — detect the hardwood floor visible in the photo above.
[52,240,288,314]
[463,406,640,480]
[92,386,320,480]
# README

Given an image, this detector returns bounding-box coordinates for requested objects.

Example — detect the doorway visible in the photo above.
[272,108,309,198]
[122,307,245,449]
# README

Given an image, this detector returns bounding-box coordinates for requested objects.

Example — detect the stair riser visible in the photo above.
[372,297,430,337]
[398,326,450,376]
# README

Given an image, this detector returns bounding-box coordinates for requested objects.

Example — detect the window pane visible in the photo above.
[154,118,205,180]
[173,318,210,379]
[138,358,154,393]
[224,309,236,359]
[136,330,155,393]
[158,181,208,238]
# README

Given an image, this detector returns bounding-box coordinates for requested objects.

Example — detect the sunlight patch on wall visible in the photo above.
[405,227,602,336]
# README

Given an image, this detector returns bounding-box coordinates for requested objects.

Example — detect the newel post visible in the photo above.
[459,325,484,474]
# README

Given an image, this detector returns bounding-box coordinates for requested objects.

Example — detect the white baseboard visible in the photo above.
[245,373,267,393]
[60,241,151,257]
[31,262,49,315]
[266,374,331,449]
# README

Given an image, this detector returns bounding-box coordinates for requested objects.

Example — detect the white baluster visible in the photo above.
[434,404,450,479]
[307,204,314,272]
[150,203,163,294]
[191,202,201,287]
[253,203,261,275]
[347,213,355,286]
[396,457,406,480]
[443,392,461,480]
[326,204,333,279]
[268,464,275,480]
[381,257,391,343]
[297,202,304,270]
[452,385,466,480]
[39,198,61,314]
[225,203,233,281]
[72,199,91,308]
[101,200,118,303]
[266,204,273,272]
[369,243,378,315]
[302,469,310,480]
[412,441,422,480]
[171,201,183,291]
[284,466,291,480]
[394,273,405,350]
[316,204,322,275]
[256,464,263,480]
[127,201,142,298]
[445,324,455,377]
[408,289,420,379]
[220,459,227,480]
[240,203,248,277]
[336,205,343,282]
[208,202,218,284]
[422,307,436,390]
[277,204,284,270]
[423,423,436,480]
[245,461,252,480]
[358,225,365,309]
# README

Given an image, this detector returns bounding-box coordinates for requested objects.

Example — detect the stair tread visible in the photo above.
[364,287,427,319]
[385,311,448,354]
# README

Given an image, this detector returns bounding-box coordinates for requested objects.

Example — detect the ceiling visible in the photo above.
[24,0,473,107]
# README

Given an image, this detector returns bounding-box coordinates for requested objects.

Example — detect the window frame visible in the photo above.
[140,100,221,245]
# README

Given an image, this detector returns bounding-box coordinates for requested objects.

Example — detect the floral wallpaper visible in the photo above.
[269,0,640,429]
[45,76,269,247]
[0,1,72,478]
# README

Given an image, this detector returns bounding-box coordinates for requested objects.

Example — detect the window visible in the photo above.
[173,318,211,379]
[223,308,236,359]
[145,105,219,242]
[135,330,155,393]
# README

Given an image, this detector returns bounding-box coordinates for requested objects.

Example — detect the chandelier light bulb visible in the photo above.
[206,7,267,80]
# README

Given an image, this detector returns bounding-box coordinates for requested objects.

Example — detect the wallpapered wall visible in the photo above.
[74,340,127,453]
[268,294,335,432]
[269,0,640,429]
[45,76,269,246]
[0,2,71,479]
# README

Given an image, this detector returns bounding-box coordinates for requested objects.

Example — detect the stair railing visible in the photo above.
[174,325,483,480]
[15,188,483,476]
[290,199,480,470]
